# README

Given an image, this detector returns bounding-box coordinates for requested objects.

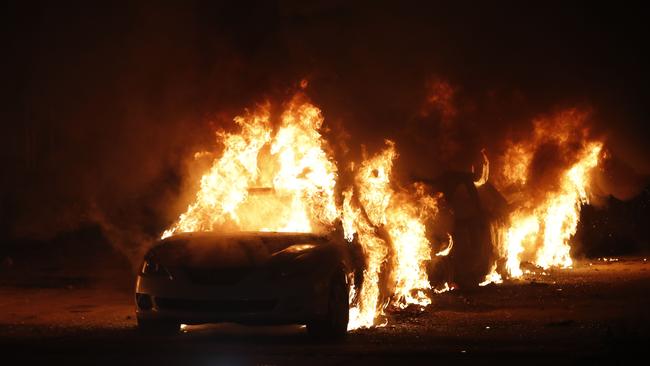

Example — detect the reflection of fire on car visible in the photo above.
[135,231,353,338]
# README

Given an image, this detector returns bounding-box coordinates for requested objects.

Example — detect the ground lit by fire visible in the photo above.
[1,256,647,364]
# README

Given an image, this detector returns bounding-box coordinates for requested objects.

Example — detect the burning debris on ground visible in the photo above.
[3,1,650,364]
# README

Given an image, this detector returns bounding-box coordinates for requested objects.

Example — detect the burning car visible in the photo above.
[138,94,605,331]
[135,231,352,338]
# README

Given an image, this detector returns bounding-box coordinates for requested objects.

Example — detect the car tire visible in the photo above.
[307,273,349,340]
[136,317,180,335]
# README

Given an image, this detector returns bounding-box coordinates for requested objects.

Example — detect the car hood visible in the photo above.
[148,232,334,269]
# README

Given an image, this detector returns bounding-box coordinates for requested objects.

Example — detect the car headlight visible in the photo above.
[283,244,316,253]
[269,244,319,279]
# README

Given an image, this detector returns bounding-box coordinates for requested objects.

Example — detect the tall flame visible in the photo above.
[164,97,440,330]
[162,106,273,238]
[343,141,439,328]
[342,187,389,329]
[387,184,437,309]
[163,96,338,238]
[162,93,605,332]
[496,110,603,277]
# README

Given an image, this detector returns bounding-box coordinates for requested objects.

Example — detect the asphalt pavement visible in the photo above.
[1,258,648,365]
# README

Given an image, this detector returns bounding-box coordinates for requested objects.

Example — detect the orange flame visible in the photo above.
[164,97,440,330]
[497,110,603,278]
[473,149,490,187]
[162,92,604,330]
[343,187,389,329]
[163,96,338,238]
[435,233,454,257]
[479,262,503,286]
[344,141,439,328]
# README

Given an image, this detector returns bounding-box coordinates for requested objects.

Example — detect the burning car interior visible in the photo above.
[2,1,650,364]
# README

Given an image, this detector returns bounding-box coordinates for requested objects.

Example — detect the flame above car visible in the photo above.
[162,92,605,330]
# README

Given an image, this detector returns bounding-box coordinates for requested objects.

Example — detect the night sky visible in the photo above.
[3,1,649,257]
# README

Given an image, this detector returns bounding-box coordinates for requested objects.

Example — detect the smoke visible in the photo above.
[3,2,260,261]
[4,1,649,265]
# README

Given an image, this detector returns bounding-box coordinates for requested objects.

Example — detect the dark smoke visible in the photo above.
[4,1,649,265]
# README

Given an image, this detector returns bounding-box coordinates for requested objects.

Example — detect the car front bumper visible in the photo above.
[135,267,331,325]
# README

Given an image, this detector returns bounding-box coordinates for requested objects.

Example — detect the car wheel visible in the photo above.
[307,273,349,340]
[136,317,180,335]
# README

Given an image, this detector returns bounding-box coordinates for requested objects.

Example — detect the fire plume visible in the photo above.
[496,110,603,277]
[162,90,605,331]
[343,142,439,328]
[164,96,440,330]
[163,95,338,238]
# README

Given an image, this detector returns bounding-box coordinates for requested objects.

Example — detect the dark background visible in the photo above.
[3,1,649,264]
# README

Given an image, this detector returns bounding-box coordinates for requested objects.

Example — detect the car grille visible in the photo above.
[155,298,277,313]
[183,267,253,286]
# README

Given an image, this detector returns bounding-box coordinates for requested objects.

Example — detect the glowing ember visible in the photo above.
[479,262,503,286]
[433,282,455,294]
